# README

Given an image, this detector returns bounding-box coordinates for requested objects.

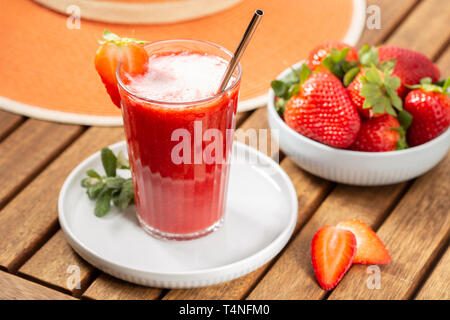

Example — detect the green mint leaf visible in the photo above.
[271,80,288,98]
[117,179,134,211]
[299,64,311,85]
[81,177,101,188]
[101,147,117,177]
[104,177,126,189]
[87,182,104,200]
[95,188,112,217]
[343,67,360,87]
[116,150,130,169]
[398,110,413,130]
[86,169,102,179]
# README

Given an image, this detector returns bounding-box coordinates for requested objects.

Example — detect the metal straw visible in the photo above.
[218,9,264,92]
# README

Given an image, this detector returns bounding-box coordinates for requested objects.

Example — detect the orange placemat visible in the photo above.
[0,0,365,126]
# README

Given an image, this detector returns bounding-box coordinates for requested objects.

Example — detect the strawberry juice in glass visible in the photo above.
[117,40,241,240]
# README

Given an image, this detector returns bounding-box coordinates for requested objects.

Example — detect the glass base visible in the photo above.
[136,213,224,241]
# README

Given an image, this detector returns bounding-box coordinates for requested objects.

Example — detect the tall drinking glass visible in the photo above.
[117,40,241,240]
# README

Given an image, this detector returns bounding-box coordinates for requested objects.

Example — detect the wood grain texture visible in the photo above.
[82,273,161,300]
[18,230,96,296]
[0,110,24,141]
[0,126,124,272]
[357,0,419,47]
[235,107,279,159]
[435,46,450,74]
[235,111,251,128]
[163,265,267,300]
[329,155,450,300]
[0,270,75,300]
[247,183,406,299]
[415,247,450,300]
[0,119,83,208]
[385,0,450,58]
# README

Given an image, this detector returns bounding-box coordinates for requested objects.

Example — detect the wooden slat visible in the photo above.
[234,107,279,159]
[415,247,450,300]
[82,274,161,300]
[385,0,450,58]
[18,231,96,296]
[247,182,406,299]
[0,271,75,300]
[435,46,450,76]
[0,119,83,208]
[328,155,450,299]
[235,111,251,128]
[0,126,123,272]
[357,0,419,47]
[0,110,24,141]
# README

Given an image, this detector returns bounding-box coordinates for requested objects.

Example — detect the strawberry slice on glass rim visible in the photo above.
[94,30,149,108]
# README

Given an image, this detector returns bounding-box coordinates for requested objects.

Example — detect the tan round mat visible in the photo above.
[0,0,365,126]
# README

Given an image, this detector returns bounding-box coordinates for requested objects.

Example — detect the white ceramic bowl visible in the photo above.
[267,61,450,186]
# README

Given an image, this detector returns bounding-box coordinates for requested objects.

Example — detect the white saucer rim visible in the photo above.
[58,141,298,279]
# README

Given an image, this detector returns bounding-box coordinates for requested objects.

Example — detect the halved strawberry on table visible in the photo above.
[311,226,357,290]
[404,78,450,146]
[337,219,391,264]
[94,30,149,108]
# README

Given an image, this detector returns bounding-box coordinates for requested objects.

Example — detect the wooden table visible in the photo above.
[0,0,448,300]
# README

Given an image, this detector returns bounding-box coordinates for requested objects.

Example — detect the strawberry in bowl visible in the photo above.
[268,41,450,186]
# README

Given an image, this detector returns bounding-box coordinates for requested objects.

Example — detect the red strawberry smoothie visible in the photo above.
[117,41,241,240]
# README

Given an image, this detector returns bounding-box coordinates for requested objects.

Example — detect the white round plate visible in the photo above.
[58,141,297,288]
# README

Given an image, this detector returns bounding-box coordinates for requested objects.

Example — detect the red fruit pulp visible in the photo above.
[118,48,240,239]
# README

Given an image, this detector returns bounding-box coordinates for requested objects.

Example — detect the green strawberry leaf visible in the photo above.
[299,64,311,85]
[359,44,379,67]
[343,67,360,87]
[271,64,312,115]
[406,76,449,94]
[397,110,413,130]
[320,47,357,81]
[271,80,288,97]
[379,58,396,74]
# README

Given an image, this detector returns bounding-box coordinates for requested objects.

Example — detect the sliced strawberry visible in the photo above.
[337,219,390,264]
[311,226,356,290]
[94,30,148,108]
